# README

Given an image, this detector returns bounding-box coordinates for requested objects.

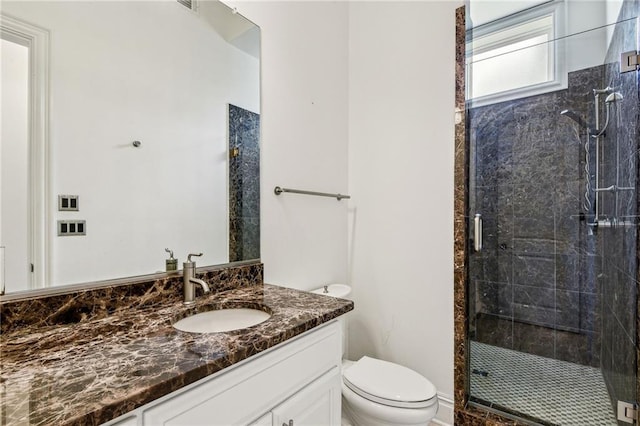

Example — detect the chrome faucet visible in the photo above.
[183,253,210,305]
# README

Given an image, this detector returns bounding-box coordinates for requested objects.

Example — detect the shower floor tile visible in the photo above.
[470,341,617,426]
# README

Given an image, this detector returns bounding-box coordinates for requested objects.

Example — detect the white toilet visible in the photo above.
[341,357,438,426]
[312,284,439,426]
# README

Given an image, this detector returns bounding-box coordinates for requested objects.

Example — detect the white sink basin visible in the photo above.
[173,308,271,333]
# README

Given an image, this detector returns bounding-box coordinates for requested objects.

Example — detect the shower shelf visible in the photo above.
[594,185,635,192]
[588,219,637,229]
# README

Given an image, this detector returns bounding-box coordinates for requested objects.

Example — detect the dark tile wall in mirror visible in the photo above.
[228,104,260,262]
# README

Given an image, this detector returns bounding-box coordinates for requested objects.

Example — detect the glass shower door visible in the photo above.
[466,3,639,424]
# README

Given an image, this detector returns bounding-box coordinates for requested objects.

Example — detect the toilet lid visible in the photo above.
[343,356,437,409]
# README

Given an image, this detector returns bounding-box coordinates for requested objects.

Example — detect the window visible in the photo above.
[466,1,566,106]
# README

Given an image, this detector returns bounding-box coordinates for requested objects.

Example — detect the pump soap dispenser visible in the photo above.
[165,248,177,272]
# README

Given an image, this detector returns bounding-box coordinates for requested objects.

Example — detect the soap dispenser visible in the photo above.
[165,248,177,272]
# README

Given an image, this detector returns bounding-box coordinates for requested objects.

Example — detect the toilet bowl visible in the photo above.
[341,357,438,426]
[310,285,437,425]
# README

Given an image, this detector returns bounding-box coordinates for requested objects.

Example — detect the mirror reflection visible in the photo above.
[0,0,260,295]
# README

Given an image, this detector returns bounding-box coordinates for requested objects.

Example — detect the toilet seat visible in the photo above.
[342,356,437,409]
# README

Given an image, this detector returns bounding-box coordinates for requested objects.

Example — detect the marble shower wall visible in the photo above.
[455,2,638,425]
[599,1,639,417]
[468,64,606,367]
[228,104,260,262]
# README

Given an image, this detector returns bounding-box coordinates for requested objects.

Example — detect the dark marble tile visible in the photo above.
[579,252,600,293]
[228,104,261,263]
[511,183,555,219]
[556,253,581,291]
[555,329,600,367]
[475,281,500,315]
[554,290,582,331]
[511,256,555,288]
[612,328,637,404]
[513,216,555,240]
[513,320,555,359]
[511,238,555,257]
[0,281,353,425]
[554,180,583,244]
[475,314,514,349]
[0,263,264,334]
[497,281,514,317]
[452,5,640,425]
[456,409,489,425]
[579,291,600,333]
[453,6,470,419]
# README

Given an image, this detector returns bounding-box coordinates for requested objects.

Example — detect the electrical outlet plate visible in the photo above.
[57,220,86,236]
[58,195,79,211]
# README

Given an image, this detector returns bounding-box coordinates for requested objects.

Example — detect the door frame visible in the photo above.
[1,13,49,290]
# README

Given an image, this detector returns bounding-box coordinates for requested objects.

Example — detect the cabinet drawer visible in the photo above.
[142,322,341,425]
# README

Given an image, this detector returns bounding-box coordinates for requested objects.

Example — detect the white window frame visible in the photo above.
[466,0,567,107]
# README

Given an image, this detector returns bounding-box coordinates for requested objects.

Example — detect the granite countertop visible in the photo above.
[0,283,353,426]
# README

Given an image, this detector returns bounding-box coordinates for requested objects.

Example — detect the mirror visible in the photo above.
[0,0,260,296]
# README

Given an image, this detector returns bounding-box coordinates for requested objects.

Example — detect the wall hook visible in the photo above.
[132,140,142,148]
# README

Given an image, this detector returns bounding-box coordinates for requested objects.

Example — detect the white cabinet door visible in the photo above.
[141,323,341,426]
[272,367,341,426]
[102,415,138,426]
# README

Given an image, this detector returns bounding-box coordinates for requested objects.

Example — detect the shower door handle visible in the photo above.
[474,214,483,252]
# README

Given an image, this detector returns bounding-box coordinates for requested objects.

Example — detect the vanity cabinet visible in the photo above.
[102,321,341,426]
[270,367,341,426]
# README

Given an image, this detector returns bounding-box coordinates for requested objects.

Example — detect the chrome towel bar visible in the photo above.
[274,186,351,201]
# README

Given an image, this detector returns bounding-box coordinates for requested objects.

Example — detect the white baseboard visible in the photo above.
[430,392,454,426]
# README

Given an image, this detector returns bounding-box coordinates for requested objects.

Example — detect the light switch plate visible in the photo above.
[57,220,86,236]
[58,195,79,211]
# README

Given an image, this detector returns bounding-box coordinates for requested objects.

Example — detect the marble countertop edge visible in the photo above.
[0,283,354,426]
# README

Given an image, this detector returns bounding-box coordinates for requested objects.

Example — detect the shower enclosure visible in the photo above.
[465,1,639,424]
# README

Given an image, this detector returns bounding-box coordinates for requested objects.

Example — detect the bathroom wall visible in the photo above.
[347,2,460,424]
[599,0,639,415]
[226,1,349,289]
[231,2,461,424]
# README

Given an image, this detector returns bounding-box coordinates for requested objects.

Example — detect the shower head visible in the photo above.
[560,109,587,128]
[604,92,623,103]
[590,92,623,138]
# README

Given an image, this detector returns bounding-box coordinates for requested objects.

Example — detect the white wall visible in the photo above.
[229,3,458,423]
[605,0,624,47]
[1,38,30,292]
[565,0,608,72]
[2,1,259,287]
[227,1,349,290]
[347,2,460,424]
